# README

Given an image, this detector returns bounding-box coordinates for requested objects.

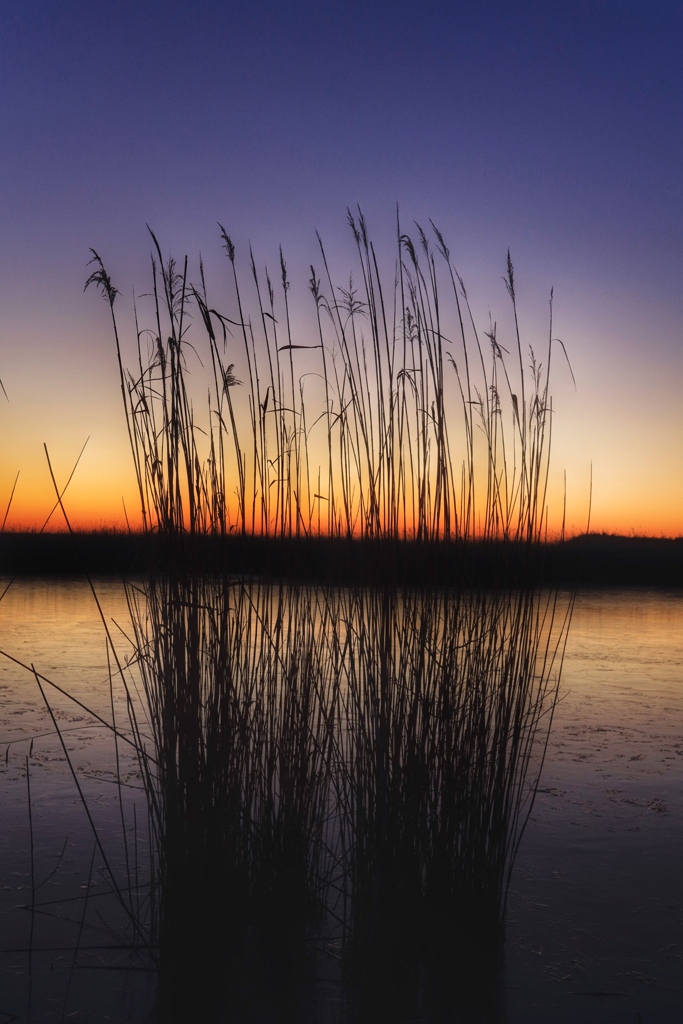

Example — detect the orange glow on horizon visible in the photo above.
[5,498,681,540]
[3,438,680,540]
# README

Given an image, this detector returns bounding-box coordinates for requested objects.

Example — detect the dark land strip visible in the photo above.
[1,532,681,587]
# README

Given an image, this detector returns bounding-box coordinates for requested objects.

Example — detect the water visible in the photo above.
[0,579,155,1023]
[507,589,683,1022]
[1,580,681,1022]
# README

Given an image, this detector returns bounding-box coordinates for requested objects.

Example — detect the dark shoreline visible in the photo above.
[1,532,681,587]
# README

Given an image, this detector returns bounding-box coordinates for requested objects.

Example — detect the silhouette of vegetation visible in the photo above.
[85,211,570,545]
[4,213,578,1022]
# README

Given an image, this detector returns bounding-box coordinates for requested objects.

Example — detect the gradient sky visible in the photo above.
[1,1,681,536]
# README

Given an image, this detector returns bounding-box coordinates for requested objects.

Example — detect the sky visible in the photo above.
[1,0,682,536]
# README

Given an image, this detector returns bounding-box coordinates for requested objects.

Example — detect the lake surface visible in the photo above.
[1,579,681,1022]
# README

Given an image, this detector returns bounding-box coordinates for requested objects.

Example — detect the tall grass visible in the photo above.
[85,212,574,1018]
[86,211,569,545]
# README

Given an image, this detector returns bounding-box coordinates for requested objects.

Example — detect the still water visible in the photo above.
[0,579,681,1022]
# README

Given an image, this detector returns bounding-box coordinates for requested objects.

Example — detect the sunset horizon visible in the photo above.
[2,210,680,542]
[2,6,682,1020]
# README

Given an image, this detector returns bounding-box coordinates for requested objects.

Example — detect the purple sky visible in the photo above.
[1,1,682,533]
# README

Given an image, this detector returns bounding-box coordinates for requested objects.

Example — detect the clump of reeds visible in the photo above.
[86,212,571,547]
[85,212,574,1018]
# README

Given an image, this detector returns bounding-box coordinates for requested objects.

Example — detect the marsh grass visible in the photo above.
[50,211,577,1018]
[85,210,569,546]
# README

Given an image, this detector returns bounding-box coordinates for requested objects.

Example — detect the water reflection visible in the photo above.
[118,571,565,1021]
[2,581,681,1021]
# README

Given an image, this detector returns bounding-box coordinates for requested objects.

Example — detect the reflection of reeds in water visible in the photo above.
[121,576,567,1019]
[84,213,574,1020]
[333,586,567,1022]
[126,575,338,1017]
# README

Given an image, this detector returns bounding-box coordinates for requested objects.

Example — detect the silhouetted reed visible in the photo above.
[84,212,574,1020]
[1,369,19,537]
